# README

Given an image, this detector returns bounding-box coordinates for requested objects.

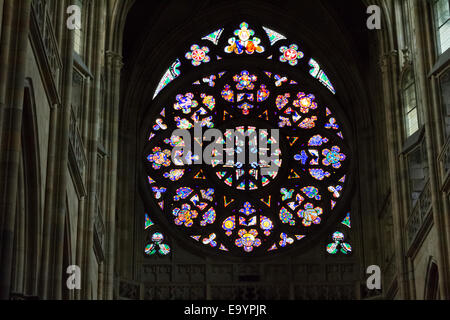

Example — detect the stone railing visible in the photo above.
[68,109,87,196]
[438,136,450,192]
[93,195,105,262]
[31,0,46,31]
[95,195,105,247]
[116,279,358,300]
[31,0,62,104]
[405,181,432,252]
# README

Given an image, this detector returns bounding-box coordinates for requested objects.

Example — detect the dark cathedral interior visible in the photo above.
[1,0,450,309]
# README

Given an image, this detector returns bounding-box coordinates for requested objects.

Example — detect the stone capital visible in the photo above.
[105,51,124,69]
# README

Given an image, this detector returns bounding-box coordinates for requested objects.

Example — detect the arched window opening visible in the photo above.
[11,83,41,298]
[432,0,450,55]
[439,68,450,137]
[425,261,440,300]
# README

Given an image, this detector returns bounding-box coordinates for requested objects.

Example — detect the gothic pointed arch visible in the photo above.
[424,258,440,300]
[11,79,42,298]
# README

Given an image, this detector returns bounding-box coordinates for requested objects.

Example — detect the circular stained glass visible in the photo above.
[144,67,351,258]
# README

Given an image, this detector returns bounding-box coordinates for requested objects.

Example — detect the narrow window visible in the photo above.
[406,141,428,207]
[403,70,419,137]
[434,0,450,54]
[73,0,84,56]
[439,69,450,137]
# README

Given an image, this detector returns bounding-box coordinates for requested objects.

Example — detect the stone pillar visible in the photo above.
[0,0,13,138]
[73,0,96,301]
[11,155,25,295]
[104,51,123,299]
[0,0,32,300]
[379,50,412,299]
[0,0,5,36]
[37,2,65,299]
[83,0,106,299]
[38,0,75,300]
[39,96,59,299]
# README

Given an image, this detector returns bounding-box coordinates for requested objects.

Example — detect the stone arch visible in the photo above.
[107,0,135,53]
[11,78,42,298]
[424,258,440,300]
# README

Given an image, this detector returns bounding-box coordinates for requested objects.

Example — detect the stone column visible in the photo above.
[51,0,75,298]
[38,0,65,301]
[38,0,75,300]
[0,0,13,139]
[379,50,412,299]
[0,0,32,300]
[73,0,95,300]
[39,100,58,299]
[0,0,5,36]
[83,0,106,299]
[104,51,123,299]
[11,155,25,295]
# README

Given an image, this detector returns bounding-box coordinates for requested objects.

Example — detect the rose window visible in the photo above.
[144,22,352,258]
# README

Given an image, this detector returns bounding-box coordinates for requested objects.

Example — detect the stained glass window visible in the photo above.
[144,213,171,257]
[326,213,352,255]
[145,22,351,258]
[152,22,337,100]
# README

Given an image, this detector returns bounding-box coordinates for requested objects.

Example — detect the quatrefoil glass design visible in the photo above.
[279,44,304,66]
[185,44,211,66]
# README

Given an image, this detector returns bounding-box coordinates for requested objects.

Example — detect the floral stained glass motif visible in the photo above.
[279,44,304,66]
[170,187,217,230]
[235,229,262,252]
[326,231,352,255]
[145,232,171,256]
[185,45,211,66]
[234,70,258,90]
[322,146,346,169]
[144,213,171,257]
[174,93,198,114]
[225,22,264,55]
[147,147,172,170]
[298,203,323,227]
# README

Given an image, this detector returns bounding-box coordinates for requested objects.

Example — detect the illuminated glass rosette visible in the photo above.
[145,67,350,257]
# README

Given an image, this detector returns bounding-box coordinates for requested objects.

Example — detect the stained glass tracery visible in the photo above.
[152,22,337,99]
[146,22,351,258]
[144,214,171,257]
